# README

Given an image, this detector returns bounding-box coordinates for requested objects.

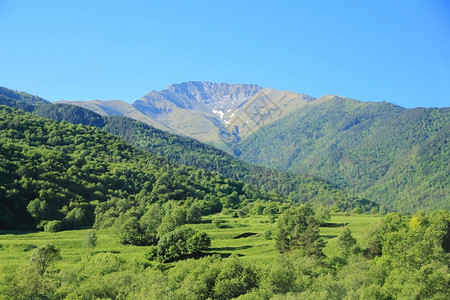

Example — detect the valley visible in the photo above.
[0,84,448,299]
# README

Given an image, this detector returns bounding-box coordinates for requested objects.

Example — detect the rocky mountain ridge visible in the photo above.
[57,81,316,148]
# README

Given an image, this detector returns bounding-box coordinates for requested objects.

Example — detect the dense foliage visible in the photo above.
[101,116,373,211]
[276,205,325,258]
[0,86,49,112]
[35,103,106,127]
[238,96,450,212]
[0,106,273,229]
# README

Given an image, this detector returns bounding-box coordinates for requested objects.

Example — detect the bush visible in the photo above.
[145,246,158,261]
[83,230,97,249]
[23,244,37,252]
[263,230,273,240]
[156,226,211,262]
[352,207,363,214]
[213,219,225,228]
[44,220,63,232]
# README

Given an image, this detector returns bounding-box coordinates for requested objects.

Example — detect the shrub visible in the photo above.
[83,230,97,249]
[213,219,225,228]
[263,230,273,240]
[44,220,62,232]
[156,226,211,262]
[23,244,37,252]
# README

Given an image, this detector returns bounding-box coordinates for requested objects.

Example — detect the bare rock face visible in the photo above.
[133,81,263,119]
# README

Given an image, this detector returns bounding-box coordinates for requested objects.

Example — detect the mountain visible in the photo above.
[132,81,262,148]
[237,95,450,212]
[0,86,372,216]
[56,82,315,150]
[3,83,448,213]
[133,81,315,149]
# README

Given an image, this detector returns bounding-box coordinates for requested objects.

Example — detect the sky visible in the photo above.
[0,0,449,108]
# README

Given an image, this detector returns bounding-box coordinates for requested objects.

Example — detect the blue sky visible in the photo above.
[0,0,449,108]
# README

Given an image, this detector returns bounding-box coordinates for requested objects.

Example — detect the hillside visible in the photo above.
[100,116,371,211]
[0,86,371,212]
[56,99,171,131]
[0,105,276,229]
[237,96,450,212]
[0,86,50,112]
[3,84,448,213]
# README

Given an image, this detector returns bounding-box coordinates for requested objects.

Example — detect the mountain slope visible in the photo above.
[0,86,50,111]
[56,99,170,131]
[237,95,450,212]
[132,81,264,147]
[0,105,281,229]
[5,84,448,212]
[102,116,372,211]
[0,87,373,215]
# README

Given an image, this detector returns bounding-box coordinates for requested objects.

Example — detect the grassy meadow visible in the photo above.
[0,213,383,280]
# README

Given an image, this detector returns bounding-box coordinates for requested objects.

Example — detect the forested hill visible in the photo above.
[0,87,373,214]
[237,96,450,212]
[0,105,271,229]
[0,105,373,230]
[101,116,371,210]
[0,86,50,112]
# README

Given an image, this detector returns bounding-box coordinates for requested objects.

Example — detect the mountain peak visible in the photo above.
[162,81,263,105]
[137,81,264,115]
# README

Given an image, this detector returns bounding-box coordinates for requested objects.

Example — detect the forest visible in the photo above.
[238,97,450,212]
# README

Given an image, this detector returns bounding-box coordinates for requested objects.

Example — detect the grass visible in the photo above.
[321,213,383,256]
[0,212,383,283]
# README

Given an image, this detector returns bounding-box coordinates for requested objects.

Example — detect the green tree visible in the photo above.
[276,205,325,258]
[156,226,210,262]
[213,254,259,300]
[117,215,144,245]
[186,203,202,223]
[139,203,164,245]
[156,205,187,238]
[336,227,359,259]
[83,230,97,250]
[30,244,60,276]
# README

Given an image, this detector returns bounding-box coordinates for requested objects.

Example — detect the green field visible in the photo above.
[0,213,382,277]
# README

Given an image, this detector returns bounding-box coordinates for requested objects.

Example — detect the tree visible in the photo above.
[155,226,210,262]
[156,205,187,238]
[213,254,259,299]
[315,205,331,224]
[83,230,97,250]
[276,205,325,258]
[117,215,143,245]
[139,203,164,246]
[336,227,359,259]
[363,212,405,258]
[186,204,202,223]
[30,244,60,276]
[297,218,326,258]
